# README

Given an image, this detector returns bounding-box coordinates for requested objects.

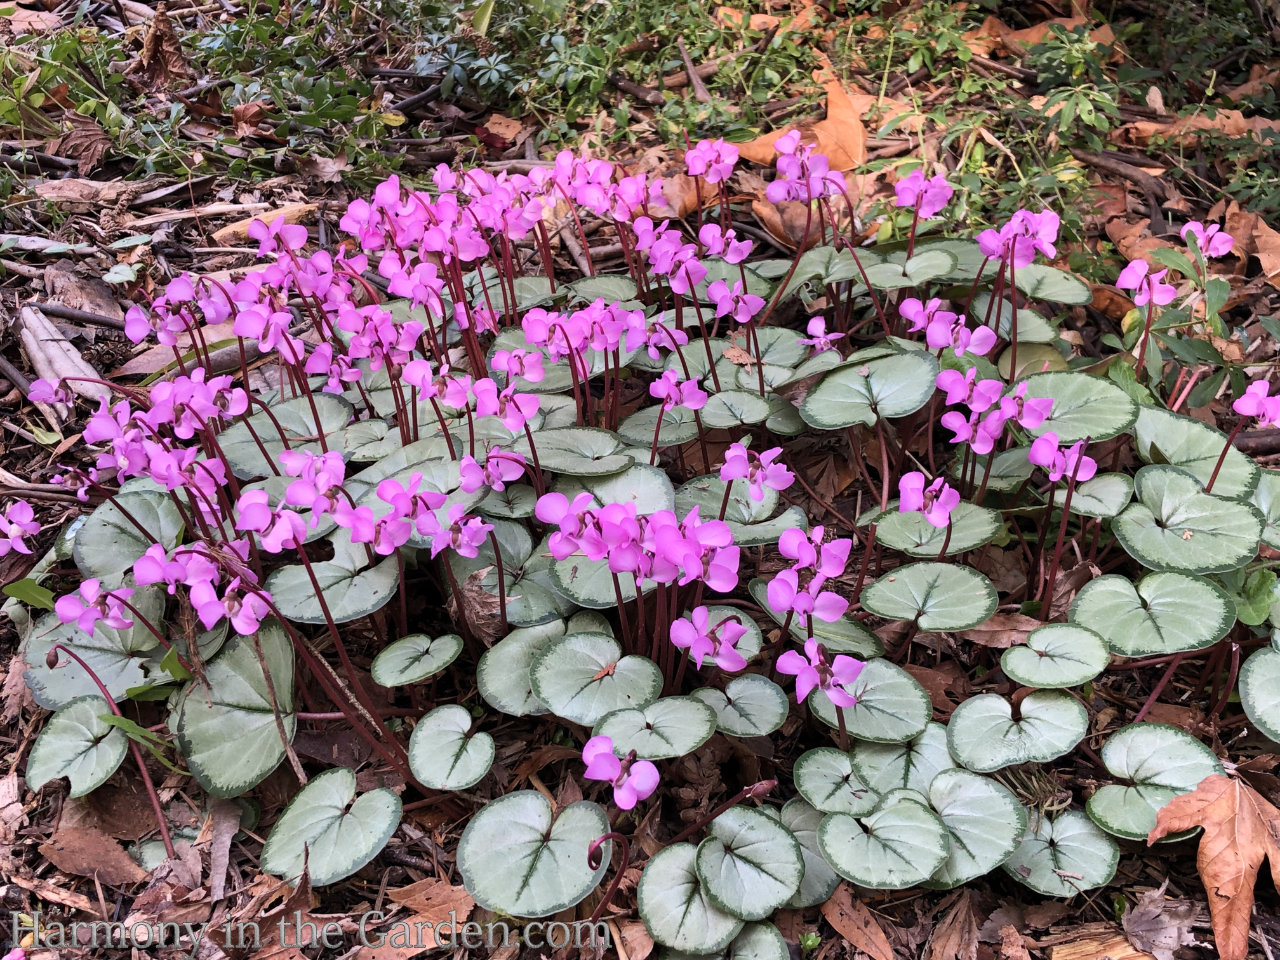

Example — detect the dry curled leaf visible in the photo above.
[1122,882,1198,960]
[46,110,112,174]
[1148,774,1280,960]
[821,884,894,960]
[958,612,1041,649]
[928,890,979,960]
[39,823,149,886]
[125,5,190,90]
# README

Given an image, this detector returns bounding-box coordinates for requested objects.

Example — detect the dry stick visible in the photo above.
[50,644,176,859]
[676,39,711,103]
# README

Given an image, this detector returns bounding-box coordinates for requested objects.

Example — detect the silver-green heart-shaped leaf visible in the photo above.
[779,798,840,908]
[550,554,640,609]
[700,390,772,429]
[970,292,1059,343]
[73,487,184,587]
[807,658,931,743]
[724,923,788,960]
[1251,470,1280,549]
[860,562,998,631]
[1002,809,1118,897]
[953,447,1034,493]
[260,767,401,885]
[172,622,296,797]
[219,393,354,479]
[1000,624,1109,688]
[266,540,399,624]
[1017,371,1137,442]
[925,768,1026,889]
[594,697,717,759]
[371,633,464,687]
[480,483,538,519]
[799,351,940,429]
[1086,722,1223,840]
[794,747,879,815]
[946,691,1087,772]
[818,796,950,889]
[341,419,402,460]
[618,404,701,448]
[1134,406,1260,500]
[578,464,677,515]
[678,477,812,549]
[695,805,803,921]
[570,274,638,303]
[1013,263,1093,305]
[1069,572,1234,657]
[872,500,1001,557]
[850,722,957,795]
[1113,466,1262,574]
[24,587,165,708]
[408,704,494,791]
[477,620,564,717]
[26,695,128,798]
[690,675,788,738]
[1240,647,1280,744]
[519,427,634,476]
[530,633,662,725]
[459,791,610,918]
[1049,472,1134,518]
[638,842,744,953]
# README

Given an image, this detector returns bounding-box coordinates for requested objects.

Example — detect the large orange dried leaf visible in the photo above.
[1147,774,1280,960]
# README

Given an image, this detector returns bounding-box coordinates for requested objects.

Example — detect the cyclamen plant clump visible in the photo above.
[8,129,1277,958]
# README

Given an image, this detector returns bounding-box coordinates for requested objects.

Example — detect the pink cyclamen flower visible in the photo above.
[685,139,739,184]
[430,503,492,559]
[999,382,1053,430]
[0,500,40,556]
[977,209,1060,269]
[898,472,960,528]
[1233,380,1280,428]
[720,443,794,501]
[766,567,849,625]
[247,216,308,256]
[28,378,71,405]
[1181,221,1234,259]
[698,224,752,263]
[1116,259,1177,307]
[940,409,1006,456]
[776,639,864,707]
[926,314,997,358]
[1028,432,1098,483]
[459,449,527,493]
[55,579,134,634]
[900,297,953,334]
[708,279,765,324]
[936,368,1003,413]
[190,577,270,635]
[670,606,749,671]
[894,169,954,219]
[582,736,659,810]
[778,525,851,578]
[799,316,844,353]
[649,370,708,411]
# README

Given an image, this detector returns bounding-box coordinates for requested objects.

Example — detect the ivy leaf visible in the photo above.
[1149,775,1280,960]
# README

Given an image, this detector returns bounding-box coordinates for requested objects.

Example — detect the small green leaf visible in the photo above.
[2,578,54,610]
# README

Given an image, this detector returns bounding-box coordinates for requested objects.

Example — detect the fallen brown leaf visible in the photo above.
[928,890,979,960]
[958,612,1041,649]
[125,5,190,90]
[1148,774,1280,960]
[1,4,62,35]
[998,924,1032,960]
[232,101,273,138]
[46,110,112,174]
[39,823,149,886]
[821,884,893,960]
[1122,882,1198,960]
[352,879,476,960]
[1224,201,1280,283]
[297,150,351,183]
